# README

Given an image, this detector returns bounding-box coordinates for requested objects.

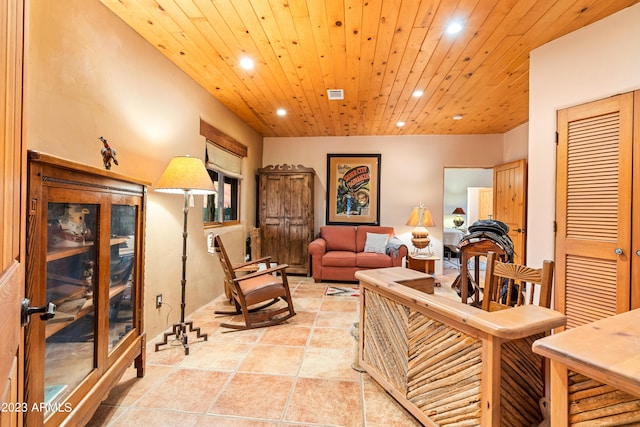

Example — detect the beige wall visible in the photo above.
[503,123,528,162]
[528,3,640,267]
[263,135,505,272]
[24,0,263,338]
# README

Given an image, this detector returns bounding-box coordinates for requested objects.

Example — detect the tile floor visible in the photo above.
[88,268,462,427]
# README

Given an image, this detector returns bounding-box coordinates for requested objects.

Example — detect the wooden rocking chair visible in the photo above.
[213,234,296,330]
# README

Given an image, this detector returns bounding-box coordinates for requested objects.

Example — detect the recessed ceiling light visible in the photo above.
[453,114,463,120]
[446,21,463,35]
[396,121,405,127]
[239,56,254,70]
[276,108,287,116]
[412,90,424,97]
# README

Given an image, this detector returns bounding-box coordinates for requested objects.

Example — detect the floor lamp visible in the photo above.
[154,155,216,355]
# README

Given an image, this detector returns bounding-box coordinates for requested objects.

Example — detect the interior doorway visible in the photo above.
[443,168,493,227]
[442,168,493,271]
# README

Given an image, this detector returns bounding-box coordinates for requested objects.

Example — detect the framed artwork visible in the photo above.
[326,154,381,225]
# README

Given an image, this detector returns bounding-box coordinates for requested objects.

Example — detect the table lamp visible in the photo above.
[406,203,435,256]
[452,207,466,228]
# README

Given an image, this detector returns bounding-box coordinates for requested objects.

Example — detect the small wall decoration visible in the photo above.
[326,154,381,225]
[99,136,119,170]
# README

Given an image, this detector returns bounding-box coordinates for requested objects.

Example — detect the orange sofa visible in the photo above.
[308,225,408,282]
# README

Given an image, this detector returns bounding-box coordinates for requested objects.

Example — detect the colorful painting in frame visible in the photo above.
[326,154,381,225]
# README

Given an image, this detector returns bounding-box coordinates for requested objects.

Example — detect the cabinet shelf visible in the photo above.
[110,236,129,246]
[46,243,94,262]
[45,284,128,338]
[45,237,130,262]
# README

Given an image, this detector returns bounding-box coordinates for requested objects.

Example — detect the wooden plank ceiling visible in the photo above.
[100,0,640,137]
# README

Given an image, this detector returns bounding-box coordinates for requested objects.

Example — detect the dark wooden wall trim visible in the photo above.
[200,118,248,158]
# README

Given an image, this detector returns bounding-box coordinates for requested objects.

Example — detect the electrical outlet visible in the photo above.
[156,294,162,308]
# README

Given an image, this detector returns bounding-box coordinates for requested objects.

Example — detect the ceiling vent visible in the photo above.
[327,89,344,100]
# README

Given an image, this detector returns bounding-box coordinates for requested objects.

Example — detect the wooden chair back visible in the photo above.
[213,232,272,303]
[214,234,237,281]
[482,251,554,311]
[212,234,296,330]
[459,239,508,306]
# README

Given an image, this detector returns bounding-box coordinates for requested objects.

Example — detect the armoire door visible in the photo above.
[260,173,286,264]
[556,92,636,329]
[282,173,313,273]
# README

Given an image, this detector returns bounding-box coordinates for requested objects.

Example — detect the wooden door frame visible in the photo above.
[633,90,640,310]
[1,0,26,426]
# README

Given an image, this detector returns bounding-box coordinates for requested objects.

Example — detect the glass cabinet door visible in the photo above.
[44,202,98,407]
[108,204,137,352]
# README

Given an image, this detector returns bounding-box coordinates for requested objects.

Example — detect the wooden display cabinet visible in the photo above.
[24,151,148,426]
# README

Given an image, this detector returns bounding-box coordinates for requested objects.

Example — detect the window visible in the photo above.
[200,119,247,227]
[203,169,240,225]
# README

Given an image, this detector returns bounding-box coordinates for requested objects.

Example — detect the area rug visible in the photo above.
[325,286,360,297]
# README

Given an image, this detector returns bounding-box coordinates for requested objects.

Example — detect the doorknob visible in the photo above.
[615,248,623,255]
[21,299,56,326]
[515,228,527,234]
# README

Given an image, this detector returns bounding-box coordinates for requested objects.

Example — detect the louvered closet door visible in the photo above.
[556,93,634,329]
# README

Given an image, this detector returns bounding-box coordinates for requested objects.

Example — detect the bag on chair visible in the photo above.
[468,219,509,235]
[452,271,475,298]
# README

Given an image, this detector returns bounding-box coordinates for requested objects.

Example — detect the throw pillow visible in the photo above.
[364,232,388,254]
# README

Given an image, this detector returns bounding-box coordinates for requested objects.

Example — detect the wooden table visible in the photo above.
[406,253,439,274]
[356,267,566,426]
[533,309,640,426]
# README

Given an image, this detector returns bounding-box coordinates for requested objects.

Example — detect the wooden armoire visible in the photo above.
[257,164,315,275]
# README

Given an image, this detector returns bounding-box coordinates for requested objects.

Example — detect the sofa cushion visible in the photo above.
[321,225,356,252]
[356,252,394,268]
[356,226,395,252]
[322,251,357,268]
[364,232,388,254]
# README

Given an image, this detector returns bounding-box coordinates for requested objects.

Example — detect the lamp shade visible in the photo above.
[155,155,216,195]
[452,207,466,215]
[406,205,435,227]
